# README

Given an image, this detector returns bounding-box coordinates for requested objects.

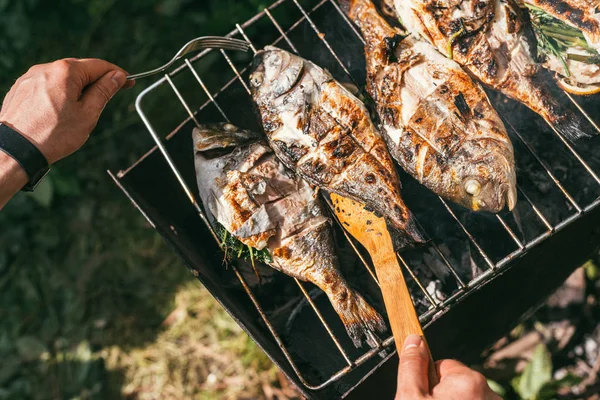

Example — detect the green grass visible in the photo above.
[0,1,297,399]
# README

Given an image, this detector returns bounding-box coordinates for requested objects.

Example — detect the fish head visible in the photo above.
[250,46,304,99]
[193,123,261,153]
[450,142,517,213]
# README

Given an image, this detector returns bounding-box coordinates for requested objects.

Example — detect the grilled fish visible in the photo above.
[342,0,517,212]
[524,0,600,88]
[387,0,590,140]
[525,0,600,49]
[250,46,425,249]
[193,123,386,346]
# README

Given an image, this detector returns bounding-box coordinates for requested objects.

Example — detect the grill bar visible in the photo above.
[397,253,438,308]
[291,0,359,87]
[294,279,355,365]
[496,215,524,249]
[325,198,381,286]
[412,213,467,289]
[504,119,582,213]
[130,0,600,391]
[438,197,496,270]
[545,122,600,187]
[328,0,365,44]
[517,185,553,232]
[264,9,300,53]
[185,59,230,121]
[565,93,600,135]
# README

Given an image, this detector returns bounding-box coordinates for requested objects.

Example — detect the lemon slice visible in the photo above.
[557,77,600,95]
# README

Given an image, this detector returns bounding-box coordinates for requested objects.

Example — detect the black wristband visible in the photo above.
[0,123,49,192]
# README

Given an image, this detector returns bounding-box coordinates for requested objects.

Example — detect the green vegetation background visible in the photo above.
[0,1,285,399]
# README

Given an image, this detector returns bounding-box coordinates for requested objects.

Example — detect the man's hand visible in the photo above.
[396,335,502,400]
[0,58,133,164]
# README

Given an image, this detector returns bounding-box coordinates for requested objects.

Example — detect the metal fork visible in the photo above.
[127,36,250,80]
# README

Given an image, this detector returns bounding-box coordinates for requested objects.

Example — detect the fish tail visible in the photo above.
[338,0,356,14]
[329,287,387,347]
[515,75,593,141]
[387,213,427,251]
[542,108,593,142]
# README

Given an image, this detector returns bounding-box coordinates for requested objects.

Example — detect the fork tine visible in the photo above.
[197,37,249,46]
[198,38,250,50]
[190,40,247,52]
[198,40,247,50]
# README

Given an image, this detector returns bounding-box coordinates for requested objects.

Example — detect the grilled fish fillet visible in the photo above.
[388,0,590,140]
[193,123,386,346]
[342,0,517,212]
[250,46,425,249]
[526,0,600,49]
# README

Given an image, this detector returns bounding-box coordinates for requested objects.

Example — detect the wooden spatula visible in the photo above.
[330,193,438,389]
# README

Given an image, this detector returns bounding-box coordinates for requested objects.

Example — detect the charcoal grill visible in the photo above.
[108,0,600,398]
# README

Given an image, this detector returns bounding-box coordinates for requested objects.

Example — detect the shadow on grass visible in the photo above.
[0,175,194,399]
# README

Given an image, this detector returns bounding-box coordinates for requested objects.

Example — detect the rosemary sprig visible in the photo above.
[215,222,272,266]
[525,2,600,76]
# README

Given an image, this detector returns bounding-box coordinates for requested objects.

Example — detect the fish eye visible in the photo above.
[250,71,264,87]
[464,179,482,196]
[223,123,237,132]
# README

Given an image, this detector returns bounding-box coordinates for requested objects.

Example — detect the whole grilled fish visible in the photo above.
[250,46,425,249]
[193,123,386,346]
[342,0,517,212]
[387,0,590,140]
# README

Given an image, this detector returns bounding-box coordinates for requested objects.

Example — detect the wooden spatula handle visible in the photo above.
[329,193,438,390]
[373,250,439,389]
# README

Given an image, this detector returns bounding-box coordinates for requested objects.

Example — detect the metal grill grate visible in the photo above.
[126,0,600,390]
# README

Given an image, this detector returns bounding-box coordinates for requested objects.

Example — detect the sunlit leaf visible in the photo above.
[487,379,507,397]
[512,343,553,400]
[583,260,600,281]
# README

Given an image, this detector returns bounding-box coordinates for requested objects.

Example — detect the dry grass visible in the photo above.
[102,280,302,400]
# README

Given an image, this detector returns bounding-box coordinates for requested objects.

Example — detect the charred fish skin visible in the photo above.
[525,0,600,49]
[341,0,517,212]
[193,123,386,346]
[250,47,425,248]
[390,0,590,140]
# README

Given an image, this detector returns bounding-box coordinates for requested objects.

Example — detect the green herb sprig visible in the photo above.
[526,3,600,77]
[215,222,272,281]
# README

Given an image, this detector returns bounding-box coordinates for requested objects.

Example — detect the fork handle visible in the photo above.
[127,68,166,81]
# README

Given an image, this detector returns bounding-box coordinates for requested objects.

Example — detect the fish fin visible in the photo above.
[330,288,387,347]
[387,214,427,251]
[547,110,594,142]
[337,0,354,13]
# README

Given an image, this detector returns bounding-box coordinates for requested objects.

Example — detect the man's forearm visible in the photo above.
[0,151,28,209]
